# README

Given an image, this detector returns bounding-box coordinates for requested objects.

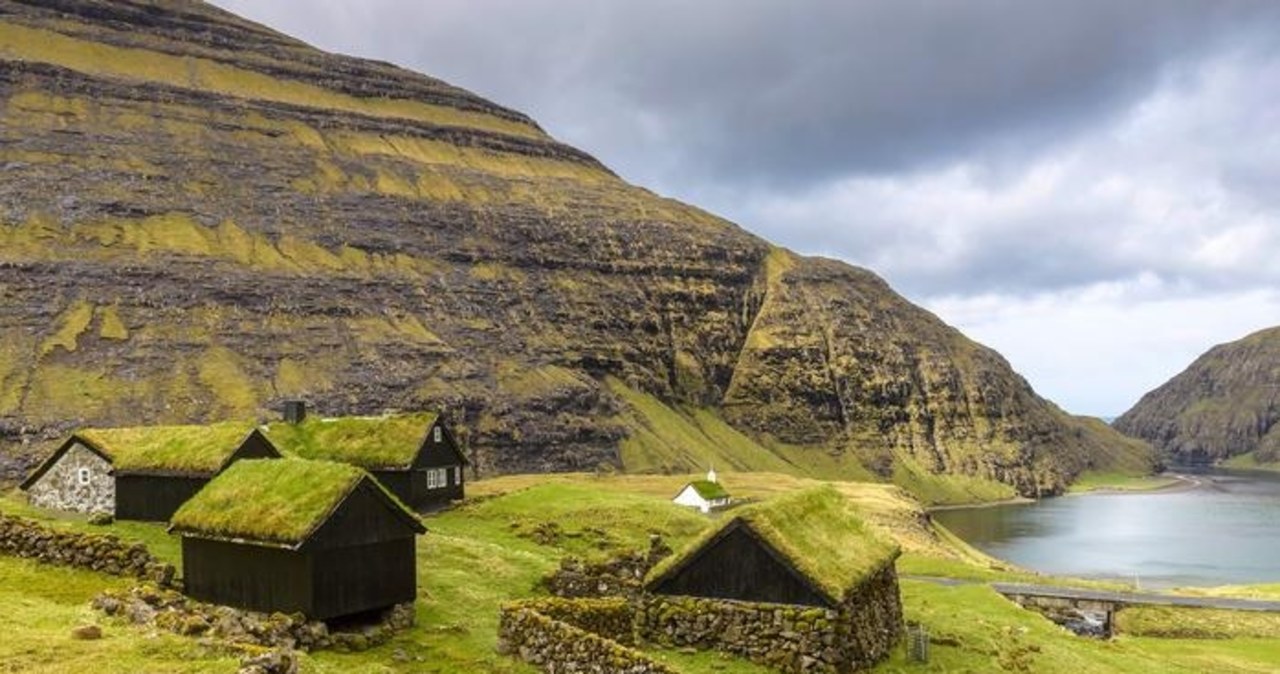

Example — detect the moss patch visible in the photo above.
[264,413,439,470]
[170,458,372,546]
[79,422,258,474]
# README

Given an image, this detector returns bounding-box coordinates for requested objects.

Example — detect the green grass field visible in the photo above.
[3,473,1280,673]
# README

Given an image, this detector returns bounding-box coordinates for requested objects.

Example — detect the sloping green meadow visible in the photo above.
[3,474,1280,673]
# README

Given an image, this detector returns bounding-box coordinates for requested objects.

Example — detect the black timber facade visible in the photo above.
[115,429,281,522]
[180,479,425,621]
[385,419,468,511]
[648,520,833,607]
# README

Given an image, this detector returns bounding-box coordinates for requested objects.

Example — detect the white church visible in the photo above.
[672,467,732,514]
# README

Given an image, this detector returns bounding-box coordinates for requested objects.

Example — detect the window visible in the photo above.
[426,467,448,489]
[77,468,91,486]
[454,466,462,485]
[433,426,443,443]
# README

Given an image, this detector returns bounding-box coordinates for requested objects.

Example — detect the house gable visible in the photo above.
[307,479,426,551]
[648,520,833,608]
[223,429,282,471]
[20,436,113,491]
[412,419,468,469]
[22,440,115,514]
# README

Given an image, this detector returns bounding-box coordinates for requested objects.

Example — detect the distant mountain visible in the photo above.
[1116,327,1280,464]
[0,0,1153,495]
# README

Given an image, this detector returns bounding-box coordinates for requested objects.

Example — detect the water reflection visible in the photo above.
[933,469,1280,588]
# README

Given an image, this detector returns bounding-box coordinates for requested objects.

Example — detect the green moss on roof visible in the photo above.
[79,422,257,474]
[689,480,729,500]
[648,485,899,604]
[170,458,403,546]
[263,413,439,470]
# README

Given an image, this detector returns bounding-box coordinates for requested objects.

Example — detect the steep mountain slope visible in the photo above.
[0,0,1152,495]
[1116,327,1280,465]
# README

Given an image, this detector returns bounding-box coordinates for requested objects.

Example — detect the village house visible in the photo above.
[639,486,903,673]
[20,423,280,521]
[169,458,426,621]
[672,467,731,513]
[265,408,468,511]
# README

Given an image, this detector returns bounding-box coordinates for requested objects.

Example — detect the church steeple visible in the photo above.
[707,466,717,483]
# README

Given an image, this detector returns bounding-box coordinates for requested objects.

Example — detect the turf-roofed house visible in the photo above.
[20,422,281,520]
[672,467,732,513]
[639,486,903,673]
[170,458,426,621]
[265,411,468,511]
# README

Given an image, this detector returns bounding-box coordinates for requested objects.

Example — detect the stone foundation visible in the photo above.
[635,564,904,673]
[636,595,842,672]
[93,584,415,653]
[0,512,174,584]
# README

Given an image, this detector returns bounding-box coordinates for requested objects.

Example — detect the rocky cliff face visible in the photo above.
[0,0,1152,495]
[1115,327,1280,464]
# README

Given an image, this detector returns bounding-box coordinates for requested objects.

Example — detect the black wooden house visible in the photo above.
[265,412,467,510]
[22,423,280,521]
[641,486,904,671]
[170,458,426,621]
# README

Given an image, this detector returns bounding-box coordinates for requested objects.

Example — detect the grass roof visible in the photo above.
[263,413,439,470]
[647,485,899,604]
[689,480,730,500]
[170,458,416,547]
[79,422,259,474]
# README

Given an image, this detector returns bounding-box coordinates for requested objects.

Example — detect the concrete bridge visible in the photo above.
[991,582,1280,637]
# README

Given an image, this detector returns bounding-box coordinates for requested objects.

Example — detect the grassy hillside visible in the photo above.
[3,474,1280,672]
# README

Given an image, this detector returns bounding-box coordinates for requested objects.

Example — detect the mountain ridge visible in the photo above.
[0,0,1153,496]
[1116,326,1280,464]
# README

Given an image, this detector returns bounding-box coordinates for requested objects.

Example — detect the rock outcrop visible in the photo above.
[1115,327,1280,464]
[0,0,1151,495]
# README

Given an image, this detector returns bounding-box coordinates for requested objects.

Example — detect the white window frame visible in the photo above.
[433,426,443,443]
[77,467,91,486]
[454,466,462,485]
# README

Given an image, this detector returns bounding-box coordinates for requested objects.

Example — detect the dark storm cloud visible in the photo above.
[213,0,1279,189]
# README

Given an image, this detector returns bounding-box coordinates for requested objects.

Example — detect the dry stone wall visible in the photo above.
[637,595,842,673]
[636,564,903,673]
[542,536,672,599]
[497,598,676,674]
[836,565,903,670]
[0,512,174,584]
[25,442,114,514]
[93,584,415,652]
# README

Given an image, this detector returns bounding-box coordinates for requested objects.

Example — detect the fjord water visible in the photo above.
[933,468,1280,589]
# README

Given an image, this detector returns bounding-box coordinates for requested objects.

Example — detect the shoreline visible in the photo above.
[928,472,1202,513]
[1067,472,1201,496]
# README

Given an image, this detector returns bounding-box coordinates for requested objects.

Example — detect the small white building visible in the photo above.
[672,468,731,514]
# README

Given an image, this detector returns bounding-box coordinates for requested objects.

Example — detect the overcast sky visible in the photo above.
[212,0,1280,416]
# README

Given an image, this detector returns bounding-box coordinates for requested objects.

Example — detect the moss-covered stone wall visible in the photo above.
[836,564,904,670]
[0,512,174,584]
[636,595,842,672]
[635,564,903,673]
[497,598,675,674]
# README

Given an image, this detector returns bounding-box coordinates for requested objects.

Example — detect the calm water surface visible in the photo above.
[932,469,1280,588]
